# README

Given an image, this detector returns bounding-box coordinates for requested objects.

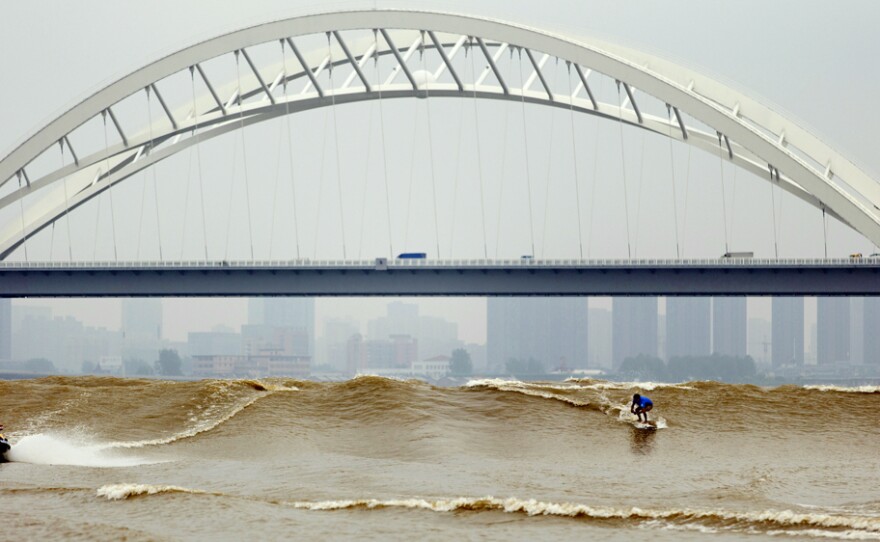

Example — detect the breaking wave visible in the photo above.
[97,484,211,501]
[8,434,156,467]
[93,484,880,539]
[1,375,875,463]
[803,385,880,394]
[287,496,880,539]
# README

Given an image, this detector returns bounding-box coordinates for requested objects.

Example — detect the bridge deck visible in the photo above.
[1,259,878,297]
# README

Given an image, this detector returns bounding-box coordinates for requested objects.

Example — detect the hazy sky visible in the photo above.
[2,0,878,342]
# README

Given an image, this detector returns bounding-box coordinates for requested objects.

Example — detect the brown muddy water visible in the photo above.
[1,376,878,540]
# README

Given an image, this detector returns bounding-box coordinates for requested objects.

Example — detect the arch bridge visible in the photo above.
[1,9,878,273]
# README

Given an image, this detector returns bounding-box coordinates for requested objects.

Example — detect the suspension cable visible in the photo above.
[357,101,376,259]
[615,81,632,259]
[190,67,210,261]
[234,50,255,261]
[403,97,420,252]
[682,144,692,257]
[374,29,394,257]
[518,48,536,258]
[328,34,348,259]
[61,133,74,261]
[92,153,103,260]
[586,77,603,258]
[822,206,828,258]
[633,131,646,258]
[48,149,61,258]
[730,163,738,251]
[777,170,785,257]
[146,86,164,260]
[422,33,441,259]
[566,62,584,259]
[136,136,149,259]
[539,59,558,259]
[268,113,284,260]
[49,205,56,258]
[312,108,330,259]
[539,107,556,258]
[179,123,194,260]
[281,41,301,260]
[717,132,730,254]
[50,221,55,260]
[469,36,489,259]
[267,48,286,261]
[448,98,466,257]
[493,92,511,259]
[223,118,240,261]
[769,166,779,258]
[101,111,119,261]
[666,105,681,258]
[15,171,28,262]
[92,199,103,259]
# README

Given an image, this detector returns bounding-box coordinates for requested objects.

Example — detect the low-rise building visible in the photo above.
[411,355,451,380]
[192,354,310,378]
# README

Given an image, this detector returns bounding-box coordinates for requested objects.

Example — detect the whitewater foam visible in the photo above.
[286,496,880,538]
[564,378,696,391]
[97,484,208,501]
[464,379,588,407]
[616,408,669,429]
[804,385,880,394]
[7,434,156,467]
[90,484,880,539]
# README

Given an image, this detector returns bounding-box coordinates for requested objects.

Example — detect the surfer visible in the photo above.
[630,394,653,423]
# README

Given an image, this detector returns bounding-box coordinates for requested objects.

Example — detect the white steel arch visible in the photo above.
[1,9,879,259]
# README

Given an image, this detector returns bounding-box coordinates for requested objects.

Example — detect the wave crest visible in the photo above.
[97,484,207,501]
[804,385,880,394]
[289,496,880,538]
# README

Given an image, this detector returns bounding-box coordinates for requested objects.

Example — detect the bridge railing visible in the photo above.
[1,257,878,270]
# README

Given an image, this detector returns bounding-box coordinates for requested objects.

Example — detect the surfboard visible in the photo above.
[633,421,656,430]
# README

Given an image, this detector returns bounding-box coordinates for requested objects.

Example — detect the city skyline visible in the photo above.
[2,1,878,347]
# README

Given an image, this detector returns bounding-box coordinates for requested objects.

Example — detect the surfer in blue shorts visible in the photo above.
[631,394,653,423]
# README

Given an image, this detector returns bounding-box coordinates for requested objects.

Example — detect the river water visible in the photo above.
[1,376,878,540]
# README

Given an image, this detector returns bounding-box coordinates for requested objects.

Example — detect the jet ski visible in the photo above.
[0,433,10,462]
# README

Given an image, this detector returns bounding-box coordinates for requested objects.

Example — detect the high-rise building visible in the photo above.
[588,307,612,368]
[121,298,163,363]
[487,297,588,371]
[346,334,364,374]
[817,297,850,365]
[367,302,419,341]
[367,302,461,360]
[712,297,747,356]
[242,325,309,357]
[463,343,487,372]
[0,299,11,360]
[322,318,360,370]
[864,297,880,364]
[188,329,241,357]
[611,297,657,368]
[13,310,122,372]
[747,317,771,364]
[373,335,418,368]
[665,297,711,359]
[850,297,865,365]
[249,298,315,356]
[771,297,804,366]
[417,316,460,359]
[122,299,162,341]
